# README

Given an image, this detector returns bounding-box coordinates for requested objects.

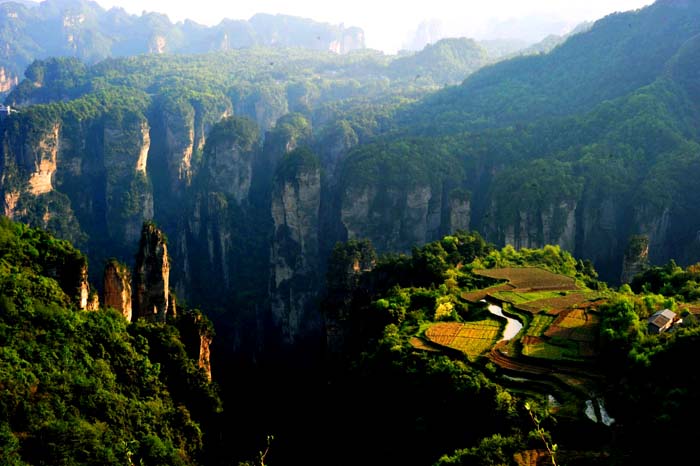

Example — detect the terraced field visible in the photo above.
[475,267,578,291]
[462,283,514,302]
[517,292,606,315]
[425,321,501,361]
[521,309,600,361]
[525,315,556,337]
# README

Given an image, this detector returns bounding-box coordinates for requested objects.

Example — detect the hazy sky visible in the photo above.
[89,0,656,52]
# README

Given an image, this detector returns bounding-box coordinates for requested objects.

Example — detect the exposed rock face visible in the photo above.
[0,67,18,94]
[634,205,671,264]
[3,191,19,218]
[104,260,133,321]
[270,147,322,345]
[86,293,100,311]
[149,35,167,54]
[165,116,194,188]
[340,183,444,253]
[198,332,212,381]
[26,122,60,195]
[621,235,650,283]
[201,120,257,204]
[448,191,471,233]
[133,223,171,322]
[102,117,154,246]
[78,263,90,310]
[486,200,578,251]
[177,311,214,381]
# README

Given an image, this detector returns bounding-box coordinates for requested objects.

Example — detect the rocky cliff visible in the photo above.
[133,223,171,322]
[0,67,18,94]
[269,147,322,345]
[104,259,132,321]
[177,310,215,381]
[621,235,650,284]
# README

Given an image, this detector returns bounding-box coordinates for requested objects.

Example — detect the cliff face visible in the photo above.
[269,148,322,345]
[0,67,18,94]
[486,200,578,252]
[621,235,650,283]
[177,311,214,381]
[448,191,471,233]
[200,126,255,205]
[0,121,60,202]
[169,116,260,299]
[340,183,446,253]
[134,223,171,322]
[104,260,133,321]
[102,117,154,246]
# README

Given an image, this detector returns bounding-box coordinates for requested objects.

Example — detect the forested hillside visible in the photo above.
[0,217,223,465]
[0,0,366,91]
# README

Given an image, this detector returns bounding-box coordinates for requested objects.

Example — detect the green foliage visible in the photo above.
[388,38,490,85]
[631,260,700,302]
[205,116,260,152]
[0,219,220,465]
[274,147,320,183]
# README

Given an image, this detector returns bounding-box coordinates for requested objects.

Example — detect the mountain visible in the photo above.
[4,1,700,464]
[388,38,490,85]
[3,0,700,350]
[0,0,365,93]
[406,0,700,130]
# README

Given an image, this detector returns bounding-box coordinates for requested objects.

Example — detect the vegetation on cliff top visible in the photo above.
[0,218,221,465]
[321,230,700,464]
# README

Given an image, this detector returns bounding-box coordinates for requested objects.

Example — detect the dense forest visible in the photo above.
[3,219,700,464]
[2,0,700,464]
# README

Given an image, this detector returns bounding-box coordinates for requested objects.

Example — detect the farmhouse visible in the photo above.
[647,309,677,334]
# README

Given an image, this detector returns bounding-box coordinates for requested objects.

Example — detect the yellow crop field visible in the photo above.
[425,320,501,361]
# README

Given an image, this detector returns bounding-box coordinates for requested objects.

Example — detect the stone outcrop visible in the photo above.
[0,67,18,94]
[133,223,171,322]
[25,123,60,196]
[200,117,258,204]
[448,190,471,233]
[104,260,133,321]
[149,35,167,54]
[78,263,90,310]
[102,117,155,246]
[621,235,650,284]
[178,311,214,382]
[485,200,578,252]
[269,147,322,345]
[340,183,444,253]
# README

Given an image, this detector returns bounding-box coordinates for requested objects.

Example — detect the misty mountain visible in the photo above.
[0,0,365,92]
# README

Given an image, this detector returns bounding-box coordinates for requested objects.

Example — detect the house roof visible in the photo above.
[648,309,676,328]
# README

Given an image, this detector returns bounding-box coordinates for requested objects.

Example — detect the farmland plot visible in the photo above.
[425,320,501,360]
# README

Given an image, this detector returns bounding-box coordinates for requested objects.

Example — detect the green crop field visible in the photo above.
[525,314,556,337]
[517,292,604,315]
[490,290,567,305]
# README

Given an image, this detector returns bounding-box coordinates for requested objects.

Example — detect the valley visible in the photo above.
[1,0,700,464]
